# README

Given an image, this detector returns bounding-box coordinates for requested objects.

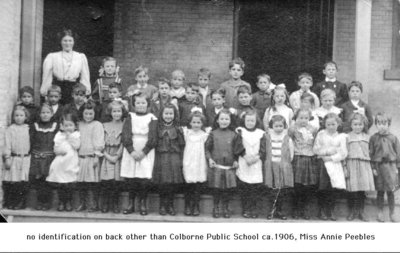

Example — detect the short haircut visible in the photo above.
[185,82,200,92]
[19,86,34,98]
[324,112,342,127]
[79,100,96,119]
[102,56,117,66]
[130,92,150,110]
[240,109,263,129]
[47,85,62,95]
[269,114,288,129]
[348,81,363,93]
[72,83,87,95]
[300,92,315,106]
[320,88,336,100]
[375,112,391,126]
[212,108,236,130]
[323,61,338,70]
[211,88,226,99]
[237,85,251,96]
[257,74,271,83]
[298,72,313,83]
[198,68,211,78]
[134,65,148,77]
[293,108,313,121]
[12,105,30,124]
[39,103,54,114]
[159,103,180,126]
[229,57,245,70]
[171,69,185,80]
[188,111,206,129]
[106,100,128,120]
[349,112,369,133]
[158,77,171,87]
[108,82,123,92]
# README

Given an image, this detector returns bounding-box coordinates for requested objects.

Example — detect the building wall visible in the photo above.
[0,0,22,207]
[113,0,234,88]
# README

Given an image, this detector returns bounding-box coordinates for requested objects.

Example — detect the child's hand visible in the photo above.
[135,151,145,161]
[4,158,11,170]
[343,167,349,179]
[93,157,99,168]
[130,151,139,160]
[110,155,119,164]
[372,169,378,176]
[232,161,239,169]
[209,158,216,168]
[322,156,332,162]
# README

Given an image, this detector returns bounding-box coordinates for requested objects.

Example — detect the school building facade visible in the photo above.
[0,0,399,208]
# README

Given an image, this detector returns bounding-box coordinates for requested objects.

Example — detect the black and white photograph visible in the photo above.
[0,0,399,252]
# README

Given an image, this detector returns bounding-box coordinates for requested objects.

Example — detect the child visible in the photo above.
[169,69,186,102]
[205,88,236,128]
[251,74,274,120]
[46,112,80,212]
[299,92,320,130]
[182,112,209,216]
[345,113,375,221]
[96,82,129,122]
[198,68,213,109]
[121,93,157,215]
[2,106,30,210]
[150,78,178,118]
[236,110,266,218]
[30,103,58,210]
[288,109,318,220]
[264,115,294,220]
[236,85,254,117]
[263,85,293,131]
[91,57,123,104]
[179,83,206,127]
[47,85,64,123]
[313,61,348,106]
[369,112,400,222]
[18,86,38,124]
[76,101,105,212]
[220,57,252,108]
[99,100,127,213]
[314,89,343,129]
[126,66,158,101]
[205,109,245,218]
[313,113,347,221]
[289,73,320,112]
[340,81,373,133]
[63,83,87,116]
[153,104,185,216]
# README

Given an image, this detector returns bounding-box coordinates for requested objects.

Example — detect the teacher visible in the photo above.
[40,29,91,105]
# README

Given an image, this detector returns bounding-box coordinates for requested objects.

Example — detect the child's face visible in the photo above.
[104,60,117,76]
[62,120,76,133]
[376,120,389,134]
[325,118,338,133]
[158,82,170,98]
[83,109,95,122]
[244,114,257,130]
[257,77,270,91]
[273,90,286,105]
[72,92,86,106]
[323,64,337,79]
[238,92,251,106]
[135,71,149,85]
[351,119,364,134]
[134,96,148,113]
[111,106,123,121]
[229,64,244,80]
[108,87,121,100]
[48,91,61,106]
[40,107,53,122]
[14,109,26,125]
[349,86,362,101]
[21,92,33,105]
[321,96,335,109]
[272,121,285,134]
[217,113,231,129]
[300,99,312,110]
[162,108,175,123]
[190,116,203,131]
[185,88,198,102]
[198,75,210,89]
[298,78,312,91]
[212,94,225,109]
[171,75,184,89]
[296,111,310,127]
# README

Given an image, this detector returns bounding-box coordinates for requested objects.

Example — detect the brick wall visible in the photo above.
[113,0,234,88]
[0,0,21,207]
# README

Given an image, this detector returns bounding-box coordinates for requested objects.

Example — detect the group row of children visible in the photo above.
[2,57,399,222]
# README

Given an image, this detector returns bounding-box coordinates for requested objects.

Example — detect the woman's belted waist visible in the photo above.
[32,150,54,158]
[11,152,30,157]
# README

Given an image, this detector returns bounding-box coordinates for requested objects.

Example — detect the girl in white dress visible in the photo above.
[47,112,80,211]
[182,111,209,216]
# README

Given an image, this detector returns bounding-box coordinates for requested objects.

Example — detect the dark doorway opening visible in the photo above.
[42,0,115,85]
[237,0,334,92]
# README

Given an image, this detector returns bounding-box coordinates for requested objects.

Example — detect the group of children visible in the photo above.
[2,57,399,222]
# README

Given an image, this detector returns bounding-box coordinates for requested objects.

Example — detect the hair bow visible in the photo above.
[276,83,286,89]
[191,107,203,114]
